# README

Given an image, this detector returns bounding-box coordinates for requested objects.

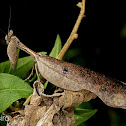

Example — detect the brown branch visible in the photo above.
[57,0,86,60]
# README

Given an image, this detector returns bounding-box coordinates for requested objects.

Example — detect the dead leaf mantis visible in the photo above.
[5,0,126,109]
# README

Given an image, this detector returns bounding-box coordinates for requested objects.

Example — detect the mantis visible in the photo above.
[5,0,126,109]
[5,29,126,109]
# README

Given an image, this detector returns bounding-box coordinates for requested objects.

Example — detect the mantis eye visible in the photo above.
[5,35,8,41]
[9,30,13,36]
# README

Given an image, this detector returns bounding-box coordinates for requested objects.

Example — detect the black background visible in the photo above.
[0,0,120,79]
[0,0,125,126]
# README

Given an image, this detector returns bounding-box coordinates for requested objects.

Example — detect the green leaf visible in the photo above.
[74,108,97,126]
[44,80,49,89]
[63,48,81,60]
[49,34,62,58]
[0,60,11,73]
[11,56,34,79]
[0,56,34,79]
[0,49,20,74]
[74,102,93,109]
[0,52,47,79]
[0,73,33,113]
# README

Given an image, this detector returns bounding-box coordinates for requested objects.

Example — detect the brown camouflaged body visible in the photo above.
[6,31,126,109]
[36,54,126,109]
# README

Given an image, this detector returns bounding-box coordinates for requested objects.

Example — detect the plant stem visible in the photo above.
[57,0,86,60]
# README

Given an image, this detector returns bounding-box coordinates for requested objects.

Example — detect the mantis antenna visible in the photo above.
[8,6,11,33]
[0,6,11,35]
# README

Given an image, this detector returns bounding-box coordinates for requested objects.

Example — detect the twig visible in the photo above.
[57,0,86,60]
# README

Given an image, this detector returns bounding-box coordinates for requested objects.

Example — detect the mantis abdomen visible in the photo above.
[36,54,126,109]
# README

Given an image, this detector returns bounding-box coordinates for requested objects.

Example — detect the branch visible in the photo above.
[57,0,86,60]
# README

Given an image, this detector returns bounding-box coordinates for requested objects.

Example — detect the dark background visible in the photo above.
[0,0,125,126]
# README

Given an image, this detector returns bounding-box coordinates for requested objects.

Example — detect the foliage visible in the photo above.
[74,108,97,126]
[0,34,96,125]
[0,73,32,113]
